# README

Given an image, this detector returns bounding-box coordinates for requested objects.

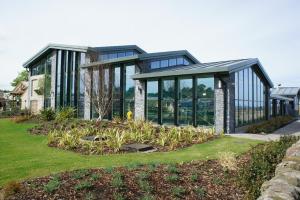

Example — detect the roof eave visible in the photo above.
[23,43,90,68]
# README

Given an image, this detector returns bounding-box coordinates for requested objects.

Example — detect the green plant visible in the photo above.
[43,176,60,193]
[40,108,56,121]
[190,172,198,182]
[104,167,114,174]
[194,187,206,199]
[91,173,101,181]
[72,169,89,179]
[167,164,180,174]
[74,181,93,190]
[166,174,179,183]
[85,192,96,200]
[217,151,237,171]
[113,193,125,200]
[105,129,126,152]
[55,107,76,121]
[246,116,294,134]
[171,186,186,198]
[140,194,155,200]
[111,172,124,189]
[239,136,298,199]
[3,181,22,197]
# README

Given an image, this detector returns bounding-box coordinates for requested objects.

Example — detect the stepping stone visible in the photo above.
[81,135,107,142]
[120,143,157,153]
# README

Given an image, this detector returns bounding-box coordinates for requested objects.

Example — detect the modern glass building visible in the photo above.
[24,44,276,133]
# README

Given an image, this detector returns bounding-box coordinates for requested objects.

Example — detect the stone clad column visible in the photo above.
[134,66,145,120]
[214,77,224,134]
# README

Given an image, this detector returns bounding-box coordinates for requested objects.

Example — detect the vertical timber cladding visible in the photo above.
[55,50,82,110]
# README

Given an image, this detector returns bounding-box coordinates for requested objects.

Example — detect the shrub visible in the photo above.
[239,136,299,199]
[55,107,76,121]
[217,151,237,171]
[72,169,89,179]
[246,116,294,134]
[140,194,155,200]
[194,187,206,199]
[104,167,114,174]
[91,173,101,181]
[171,186,186,198]
[167,164,180,174]
[43,176,60,193]
[40,108,56,121]
[190,172,198,182]
[3,181,22,197]
[111,172,124,189]
[166,174,179,183]
[74,181,93,190]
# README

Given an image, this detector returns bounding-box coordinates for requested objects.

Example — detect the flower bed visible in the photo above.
[44,119,215,154]
[3,160,244,200]
[246,116,294,134]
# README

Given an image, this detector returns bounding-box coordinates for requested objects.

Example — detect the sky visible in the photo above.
[0,0,299,90]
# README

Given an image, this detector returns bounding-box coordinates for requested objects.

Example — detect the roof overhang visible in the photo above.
[81,55,139,69]
[23,43,91,68]
[270,94,293,101]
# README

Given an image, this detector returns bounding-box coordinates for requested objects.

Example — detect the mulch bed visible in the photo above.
[5,159,246,200]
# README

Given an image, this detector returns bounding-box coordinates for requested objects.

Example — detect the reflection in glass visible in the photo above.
[196,77,214,126]
[178,78,193,125]
[162,79,175,124]
[147,81,158,123]
[124,65,135,116]
[112,66,121,117]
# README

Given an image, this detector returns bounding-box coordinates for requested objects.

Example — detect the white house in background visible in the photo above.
[10,81,29,110]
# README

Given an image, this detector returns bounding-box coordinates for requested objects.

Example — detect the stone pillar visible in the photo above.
[50,50,57,109]
[83,53,91,120]
[214,77,224,134]
[134,66,145,120]
[134,79,145,120]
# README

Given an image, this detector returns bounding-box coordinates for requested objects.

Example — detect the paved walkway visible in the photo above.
[227,119,300,141]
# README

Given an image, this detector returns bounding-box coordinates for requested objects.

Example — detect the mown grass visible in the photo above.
[0,119,262,186]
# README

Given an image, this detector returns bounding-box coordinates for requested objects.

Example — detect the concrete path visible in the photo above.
[227,119,300,141]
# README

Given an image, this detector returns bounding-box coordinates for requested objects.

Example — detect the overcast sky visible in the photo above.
[0,0,299,90]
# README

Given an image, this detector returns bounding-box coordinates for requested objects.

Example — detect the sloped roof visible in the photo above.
[93,45,146,54]
[11,81,28,95]
[271,87,300,96]
[23,43,91,68]
[270,94,293,101]
[132,58,273,87]
[138,50,200,64]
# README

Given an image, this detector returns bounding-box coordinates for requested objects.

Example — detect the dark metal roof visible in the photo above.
[138,50,200,64]
[132,58,274,87]
[93,45,146,54]
[271,87,300,96]
[23,43,91,68]
[81,55,139,68]
[270,94,294,101]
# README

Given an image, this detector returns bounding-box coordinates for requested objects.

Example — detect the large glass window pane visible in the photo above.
[147,81,158,123]
[117,52,125,58]
[124,65,135,117]
[125,51,134,56]
[169,58,177,66]
[183,58,189,65]
[112,66,121,117]
[238,70,244,125]
[162,79,175,124]
[177,57,184,65]
[196,77,214,126]
[150,61,160,69]
[92,68,100,119]
[178,78,193,125]
[161,60,169,68]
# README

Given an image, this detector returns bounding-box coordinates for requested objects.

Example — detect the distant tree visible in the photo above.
[11,70,28,87]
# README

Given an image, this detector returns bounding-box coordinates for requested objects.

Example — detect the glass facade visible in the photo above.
[150,56,191,69]
[145,76,215,127]
[162,79,175,124]
[98,51,137,61]
[112,66,121,117]
[146,80,159,123]
[178,78,193,125]
[124,65,135,116]
[55,50,82,112]
[44,54,53,108]
[196,77,214,126]
[235,67,266,127]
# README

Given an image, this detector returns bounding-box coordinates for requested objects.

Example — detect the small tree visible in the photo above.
[83,64,112,122]
[11,70,28,87]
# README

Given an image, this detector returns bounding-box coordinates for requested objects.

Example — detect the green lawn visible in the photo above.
[0,119,261,186]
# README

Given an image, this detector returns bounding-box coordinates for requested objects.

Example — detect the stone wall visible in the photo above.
[258,139,300,200]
